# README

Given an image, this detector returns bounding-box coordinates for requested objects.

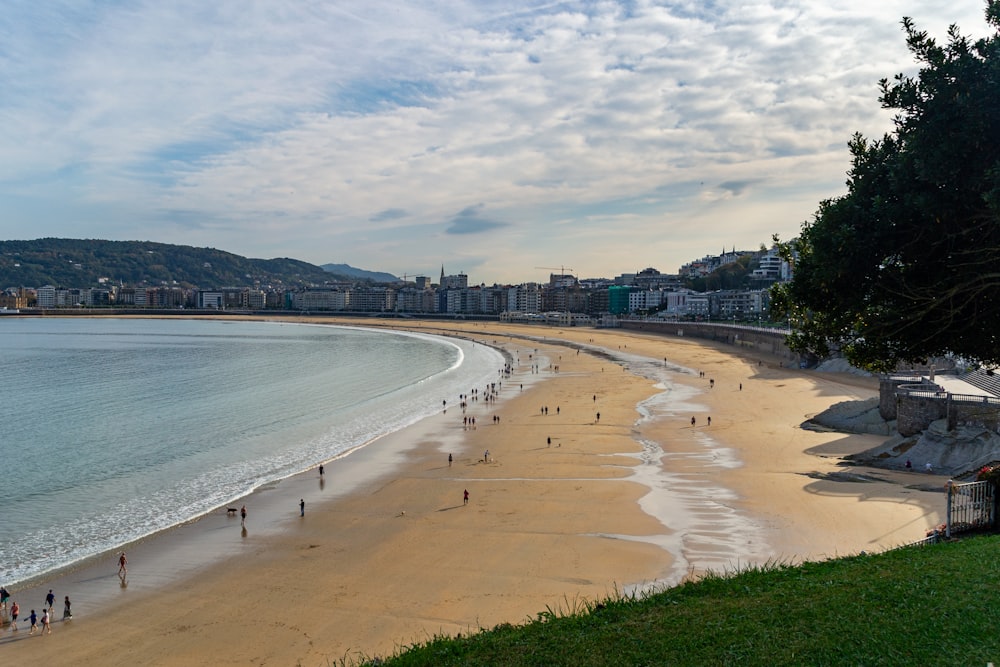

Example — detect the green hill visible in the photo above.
[0,238,349,289]
[684,253,759,292]
[321,263,399,283]
[361,535,1000,666]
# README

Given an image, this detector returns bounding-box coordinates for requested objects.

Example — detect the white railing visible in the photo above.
[946,480,995,537]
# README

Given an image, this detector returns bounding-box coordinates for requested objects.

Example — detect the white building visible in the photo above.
[36,285,56,308]
[628,289,668,313]
[507,283,542,313]
[348,287,395,311]
[751,247,792,283]
[199,291,224,309]
[294,289,348,310]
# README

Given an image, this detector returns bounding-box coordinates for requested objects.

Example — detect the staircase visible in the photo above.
[960,368,1000,397]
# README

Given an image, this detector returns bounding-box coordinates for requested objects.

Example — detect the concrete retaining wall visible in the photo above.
[896,387,949,436]
[879,376,924,421]
[618,321,800,364]
[894,387,1000,436]
[950,398,1000,433]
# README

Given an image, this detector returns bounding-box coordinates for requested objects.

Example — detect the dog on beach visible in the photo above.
[227,508,238,516]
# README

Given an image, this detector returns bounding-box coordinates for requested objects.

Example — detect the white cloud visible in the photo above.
[0,0,989,282]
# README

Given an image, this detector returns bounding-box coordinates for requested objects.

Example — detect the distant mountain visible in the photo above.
[0,238,354,289]
[320,263,398,283]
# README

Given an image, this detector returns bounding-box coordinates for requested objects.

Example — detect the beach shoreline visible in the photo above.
[1,318,950,665]
[0,317,509,591]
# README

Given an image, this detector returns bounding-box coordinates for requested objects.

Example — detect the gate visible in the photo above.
[946,480,996,537]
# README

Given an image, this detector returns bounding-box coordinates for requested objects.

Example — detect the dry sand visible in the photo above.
[1,319,950,665]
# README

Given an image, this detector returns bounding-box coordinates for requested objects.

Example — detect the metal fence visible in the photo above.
[907,533,944,548]
[896,386,1000,407]
[950,393,1000,407]
[946,480,996,538]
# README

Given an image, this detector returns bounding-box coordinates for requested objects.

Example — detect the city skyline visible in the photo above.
[0,1,987,284]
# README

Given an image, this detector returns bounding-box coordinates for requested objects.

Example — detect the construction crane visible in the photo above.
[534,266,575,276]
[535,266,576,289]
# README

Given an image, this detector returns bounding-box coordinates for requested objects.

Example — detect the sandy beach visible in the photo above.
[1,319,949,665]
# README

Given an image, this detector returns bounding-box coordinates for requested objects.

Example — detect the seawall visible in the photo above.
[618,320,800,365]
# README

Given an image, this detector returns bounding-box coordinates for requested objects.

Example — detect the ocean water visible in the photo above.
[0,317,505,586]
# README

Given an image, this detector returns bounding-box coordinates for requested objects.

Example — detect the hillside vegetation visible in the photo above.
[683,253,759,292]
[359,535,1000,666]
[0,238,348,289]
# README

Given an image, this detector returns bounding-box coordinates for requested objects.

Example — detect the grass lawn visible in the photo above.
[358,535,1000,666]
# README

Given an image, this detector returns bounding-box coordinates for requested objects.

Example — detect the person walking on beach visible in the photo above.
[45,589,54,611]
[41,608,51,635]
[240,505,247,528]
[299,499,305,517]
[10,601,19,630]
[63,596,72,620]
[1,586,9,609]
[319,464,324,476]
[448,453,453,466]
[28,609,37,635]
[118,552,128,576]
[463,489,469,505]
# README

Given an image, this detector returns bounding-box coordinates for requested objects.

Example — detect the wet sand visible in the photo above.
[1,319,949,665]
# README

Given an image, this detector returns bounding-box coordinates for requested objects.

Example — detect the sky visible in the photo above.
[0,1,990,284]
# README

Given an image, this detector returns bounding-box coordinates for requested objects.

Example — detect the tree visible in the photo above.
[771,2,1000,372]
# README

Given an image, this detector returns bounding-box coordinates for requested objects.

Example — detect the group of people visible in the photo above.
[1,585,72,636]
[457,383,504,412]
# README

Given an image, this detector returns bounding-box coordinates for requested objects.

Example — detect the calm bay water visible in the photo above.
[0,317,504,586]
